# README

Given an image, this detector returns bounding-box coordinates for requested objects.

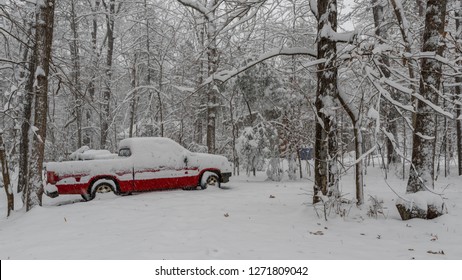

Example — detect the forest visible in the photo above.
[0,0,461,219]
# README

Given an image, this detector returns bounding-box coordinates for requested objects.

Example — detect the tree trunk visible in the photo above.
[0,131,14,217]
[206,6,219,154]
[338,94,364,205]
[84,0,100,147]
[397,0,447,221]
[407,0,447,193]
[69,0,82,149]
[144,0,155,137]
[313,0,339,203]
[100,0,116,149]
[17,46,36,195]
[25,0,56,211]
[157,64,164,137]
[456,0,462,176]
[390,0,418,115]
[372,0,400,166]
[129,55,137,138]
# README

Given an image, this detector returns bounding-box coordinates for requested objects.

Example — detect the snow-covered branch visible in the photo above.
[320,24,357,43]
[365,66,414,112]
[176,0,212,20]
[208,47,317,83]
[309,0,318,18]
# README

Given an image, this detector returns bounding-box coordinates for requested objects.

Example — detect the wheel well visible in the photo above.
[199,170,220,185]
[88,176,120,194]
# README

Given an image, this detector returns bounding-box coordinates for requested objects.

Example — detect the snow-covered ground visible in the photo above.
[0,163,461,260]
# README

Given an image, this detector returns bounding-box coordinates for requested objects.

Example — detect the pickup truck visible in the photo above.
[45,137,232,201]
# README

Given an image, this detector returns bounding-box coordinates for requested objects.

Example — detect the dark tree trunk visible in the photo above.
[397,0,447,221]
[17,48,35,195]
[157,64,164,137]
[84,0,100,147]
[313,0,339,203]
[206,12,219,154]
[25,0,55,211]
[69,0,82,148]
[100,0,116,149]
[0,131,14,217]
[456,0,462,176]
[129,55,137,138]
[407,0,447,193]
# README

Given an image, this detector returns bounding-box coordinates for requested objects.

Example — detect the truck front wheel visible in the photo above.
[200,172,221,189]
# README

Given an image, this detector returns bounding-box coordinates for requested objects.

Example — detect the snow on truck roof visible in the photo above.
[118,137,188,162]
[119,137,186,152]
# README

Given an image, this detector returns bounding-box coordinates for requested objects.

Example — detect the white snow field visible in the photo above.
[0,164,461,260]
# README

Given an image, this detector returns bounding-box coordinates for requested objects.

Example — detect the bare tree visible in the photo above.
[176,0,265,154]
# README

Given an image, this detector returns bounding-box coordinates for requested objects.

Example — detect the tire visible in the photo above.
[200,172,220,189]
[83,179,118,201]
[81,193,94,201]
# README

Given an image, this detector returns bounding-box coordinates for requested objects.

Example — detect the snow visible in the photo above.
[367,107,379,119]
[415,132,435,140]
[309,0,318,17]
[35,66,45,77]
[1,163,462,260]
[68,146,117,161]
[396,191,444,213]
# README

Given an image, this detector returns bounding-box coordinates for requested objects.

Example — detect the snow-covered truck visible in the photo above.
[45,137,232,201]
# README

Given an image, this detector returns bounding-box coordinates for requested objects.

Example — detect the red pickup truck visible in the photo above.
[45,137,232,201]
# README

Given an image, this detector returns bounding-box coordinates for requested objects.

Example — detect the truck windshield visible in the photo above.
[118,148,131,157]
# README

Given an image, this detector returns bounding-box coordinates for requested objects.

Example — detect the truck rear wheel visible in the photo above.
[82,179,118,201]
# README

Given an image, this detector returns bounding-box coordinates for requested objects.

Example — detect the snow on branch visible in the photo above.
[365,66,414,112]
[309,0,318,18]
[389,0,412,46]
[177,0,212,20]
[220,1,265,34]
[412,91,454,119]
[320,23,357,43]
[208,47,317,84]
[366,65,455,119]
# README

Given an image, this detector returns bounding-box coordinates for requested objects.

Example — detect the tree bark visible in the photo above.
[456,0,462,176]
[0,131,14,217]
[129,55,137,138]
[17,44,36,195]
[407,0,447,193]
[69,0,82,149]
[313,0,339,203]
[100,0,116,149]
[25,0,56,211]
[84,0,100,147]
[206,1,219,154]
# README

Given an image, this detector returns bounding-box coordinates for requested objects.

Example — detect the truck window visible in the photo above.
[118,148,131,157]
